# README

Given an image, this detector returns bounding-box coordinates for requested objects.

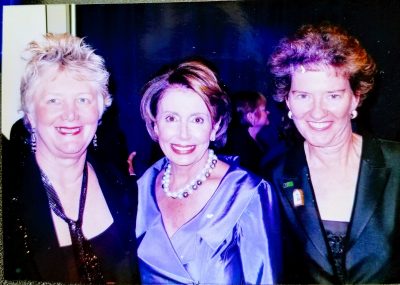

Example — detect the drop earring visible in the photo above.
[31,128,37,153]
[351,110,358,119]
[288,111,293,119]
[92,134,98,148]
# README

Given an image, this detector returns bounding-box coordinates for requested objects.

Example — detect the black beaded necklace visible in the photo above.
[40,162,104,284]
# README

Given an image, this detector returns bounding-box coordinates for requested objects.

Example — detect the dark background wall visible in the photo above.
[75,0,400,176]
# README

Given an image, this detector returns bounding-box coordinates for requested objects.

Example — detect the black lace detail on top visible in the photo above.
[322,220,348,283]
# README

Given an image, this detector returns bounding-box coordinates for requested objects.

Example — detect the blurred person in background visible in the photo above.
[224,90,288,175]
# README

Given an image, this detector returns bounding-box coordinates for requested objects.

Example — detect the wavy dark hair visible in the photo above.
[268,23,376,104]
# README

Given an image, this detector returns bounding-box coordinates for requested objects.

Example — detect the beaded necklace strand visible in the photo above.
[161,149,218,199]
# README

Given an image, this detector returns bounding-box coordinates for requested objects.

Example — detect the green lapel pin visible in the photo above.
[283,181,294,188]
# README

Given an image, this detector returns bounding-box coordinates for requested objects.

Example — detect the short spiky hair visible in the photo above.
[20,33,112,118]
[268,23,376,103]
[140,60,231,148]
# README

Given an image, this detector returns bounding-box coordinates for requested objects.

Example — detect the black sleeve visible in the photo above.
[2,133,39,280]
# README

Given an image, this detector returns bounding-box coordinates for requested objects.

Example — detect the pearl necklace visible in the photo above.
[161,149,218,199]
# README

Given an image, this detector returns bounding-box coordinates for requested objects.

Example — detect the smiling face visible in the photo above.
[154,85,218,167]
[287,67,359,148]
[27,70,101,160]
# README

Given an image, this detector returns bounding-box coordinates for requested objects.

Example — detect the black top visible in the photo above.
[33,222,131,283]
[322,220,348,283]
[2,142,139,283]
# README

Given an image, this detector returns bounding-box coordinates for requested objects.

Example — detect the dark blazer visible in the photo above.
[3,151,139,283]
[268,136,400,284]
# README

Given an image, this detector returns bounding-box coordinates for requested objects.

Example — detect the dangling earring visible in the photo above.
[210,133,216,142]
[92,134,98,148]
[351,110,358,119]
[31,128,37,153]
[288,111,293,119]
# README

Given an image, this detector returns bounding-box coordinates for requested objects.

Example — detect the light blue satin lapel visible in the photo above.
[138,219,194,283]
[197,166,260,249]
[137,155,271,283]
[137,157,194,282]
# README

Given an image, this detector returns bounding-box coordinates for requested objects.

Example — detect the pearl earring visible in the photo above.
[351,110,358,119]
[288,111,293,119]
[210,133,216,142]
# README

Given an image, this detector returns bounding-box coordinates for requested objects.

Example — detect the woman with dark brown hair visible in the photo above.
[268,23,400,284]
